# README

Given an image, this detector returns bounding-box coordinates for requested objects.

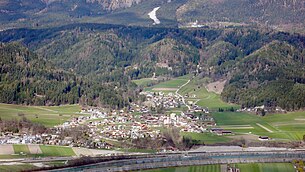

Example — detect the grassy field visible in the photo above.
[212,111,305,141]
[145,75,239,110]
[177,76,239,110]
[144,75,191,92]
[0,103,83,127]
[0,164,36,172]
[0,145,76,159]
[235,163,295,172]
[141,75,305,142]
[13,145,31,155]
[133,78,156,87]
[141,163,294,172]
[39,145,76,157]
[142,165,220,172]
[181,132,232,144]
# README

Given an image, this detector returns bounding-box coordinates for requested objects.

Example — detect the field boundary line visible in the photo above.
[33,106,58,113]
[256,123,273,133]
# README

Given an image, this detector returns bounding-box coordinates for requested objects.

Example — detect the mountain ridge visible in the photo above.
[1,0,305,32]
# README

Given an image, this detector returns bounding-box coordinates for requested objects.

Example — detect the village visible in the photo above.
[0,90,226,150]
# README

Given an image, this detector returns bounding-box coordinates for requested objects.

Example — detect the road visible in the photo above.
[175,79,191,110]
[48,150,305,172]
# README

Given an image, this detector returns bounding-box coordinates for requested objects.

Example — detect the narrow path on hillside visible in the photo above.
[33,106,58,113]
[175,79,191,110]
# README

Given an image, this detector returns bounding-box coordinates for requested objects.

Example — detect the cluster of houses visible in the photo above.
[49,90,220,143]
[237,105,286,115]
[0,132,42,144]
[0,130,112,149]
[52,102,216,142]
[0,91,230,149]
[140,92,182,110]
[210,128,233,136]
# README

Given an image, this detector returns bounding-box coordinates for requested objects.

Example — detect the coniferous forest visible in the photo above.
[0,24,304,110]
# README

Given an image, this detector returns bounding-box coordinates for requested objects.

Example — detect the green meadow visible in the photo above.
[140,75,305,142]
[0,164,36,172]
[141,165,221,172]
[235,163,295,172]
[141,163,294,172]
[177,76,239,110]
[39,145,76,157]
[144,75,238,110]
[0,103,83,127]
[213,111,305,141]
[133,78,156,87]
[0,145,75,159]
[181,132,232,144]
[144,75,191,92]
[13,145,31,154]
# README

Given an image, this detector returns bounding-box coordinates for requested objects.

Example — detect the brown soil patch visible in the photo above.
[206,80,227,94]
[28,144,42,154]
[0,145,14,155]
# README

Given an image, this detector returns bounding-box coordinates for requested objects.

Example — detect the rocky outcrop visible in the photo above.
[86,0,143,10]
[41,0,143,10]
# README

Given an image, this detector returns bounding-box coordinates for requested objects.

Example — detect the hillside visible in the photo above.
[0,0,183,29]
[0,42,137,108]
[1,0,305,31]
[0,42,79,105]
[177,0,305,31]
[0,24,305,110]
[222,41,305,110]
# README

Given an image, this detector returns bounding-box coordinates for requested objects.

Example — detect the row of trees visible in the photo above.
[0,116,46,134]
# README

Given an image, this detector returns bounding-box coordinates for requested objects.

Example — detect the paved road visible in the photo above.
[175,79,191,110]
[49,150,305,172]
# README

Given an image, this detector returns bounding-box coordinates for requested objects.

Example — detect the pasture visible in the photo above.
[133,78,156,87]
[13,145,31,155]
[212,111,305,141]
[235,163,295,172]
[177,76,239,110]
[181,132,231,144]
[144,75,238,110]
[144,75,190,92]
[39,145,76,157]
[0,103,82,127]
[141,75,305,142]
[142,164,220,172]
[0,144,76,158]
[0,164,35,172]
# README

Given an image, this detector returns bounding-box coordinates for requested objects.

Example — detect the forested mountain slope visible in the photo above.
[177,0,305,31]
[0,24,304,110]
[222,41,305,110]
[0,42,138,108]
[0,42,79,105]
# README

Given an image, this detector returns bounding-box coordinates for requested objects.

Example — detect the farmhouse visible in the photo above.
[258,136,270,141]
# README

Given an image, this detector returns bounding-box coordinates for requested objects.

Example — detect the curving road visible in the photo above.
[175,79,191,110]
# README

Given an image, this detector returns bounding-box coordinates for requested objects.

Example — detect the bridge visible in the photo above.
[49,150,305,172]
